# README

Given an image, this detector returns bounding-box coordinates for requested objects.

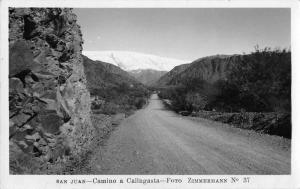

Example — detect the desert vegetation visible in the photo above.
[158,47,291,137]
[159,47,291,113]
[83,55,150,116]
[90,83,149,115]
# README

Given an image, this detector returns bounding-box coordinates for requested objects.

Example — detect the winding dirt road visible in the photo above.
[90,94,291,174]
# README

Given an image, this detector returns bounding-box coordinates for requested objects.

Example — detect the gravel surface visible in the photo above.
[84,94,291,175]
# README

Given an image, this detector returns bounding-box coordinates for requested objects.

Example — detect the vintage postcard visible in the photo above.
[0,0,299,188]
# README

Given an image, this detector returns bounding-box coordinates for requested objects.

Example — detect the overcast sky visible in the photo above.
[74,8,290,61]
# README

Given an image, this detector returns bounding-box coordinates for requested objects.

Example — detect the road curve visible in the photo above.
[90,94,291,174]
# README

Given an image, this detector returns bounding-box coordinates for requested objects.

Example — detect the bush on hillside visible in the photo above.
[90,83,150,115]
[223,47,291,112]
[159,47,291,113]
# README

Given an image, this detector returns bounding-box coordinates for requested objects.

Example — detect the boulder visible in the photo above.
[39,110,63,134]
[9,40,35,77]
[9,78,24,93]
[10,112,32,127]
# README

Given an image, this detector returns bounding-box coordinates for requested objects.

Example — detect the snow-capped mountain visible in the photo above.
[83,51,189,71]
[129,69,167,86]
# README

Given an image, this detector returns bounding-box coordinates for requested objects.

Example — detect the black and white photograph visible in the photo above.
[1,0,300,188]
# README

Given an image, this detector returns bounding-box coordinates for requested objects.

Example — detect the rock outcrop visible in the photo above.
[9,8,93,174]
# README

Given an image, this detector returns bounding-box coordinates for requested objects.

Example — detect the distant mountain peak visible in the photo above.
[83,51,189,71]
[129,69,167,86]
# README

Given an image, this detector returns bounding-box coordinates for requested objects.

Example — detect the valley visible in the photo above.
[129,69,167,86]
[82,55,150,115]
[8,8,291,175]
[78,94,290,174]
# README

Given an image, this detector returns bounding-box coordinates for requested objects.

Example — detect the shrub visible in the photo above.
[226,47,291,112]
[134,98,146,109]
[185,92,208,111]
[159,47,291,113]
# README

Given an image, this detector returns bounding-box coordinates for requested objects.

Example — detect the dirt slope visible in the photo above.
[85,94,290,175]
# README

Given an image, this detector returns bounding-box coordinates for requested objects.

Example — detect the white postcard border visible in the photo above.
[1,0,299,189]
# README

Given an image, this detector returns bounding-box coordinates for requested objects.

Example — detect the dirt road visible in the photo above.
[89,94,291,174]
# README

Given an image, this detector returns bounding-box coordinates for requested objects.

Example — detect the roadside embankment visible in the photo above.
[191,111,291,138]
[51,113,126,174]
[161,99,291,138]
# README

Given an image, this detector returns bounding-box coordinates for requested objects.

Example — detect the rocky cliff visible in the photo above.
[9,8,94,174]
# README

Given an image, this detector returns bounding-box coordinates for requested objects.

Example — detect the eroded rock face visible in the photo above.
[168,55,241,85]
[9,8,93,174]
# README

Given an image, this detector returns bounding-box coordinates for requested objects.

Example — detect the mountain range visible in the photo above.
[129,69,167,86]
[83,51,189,85]
[83,51,188,71]
[82,51,239,89]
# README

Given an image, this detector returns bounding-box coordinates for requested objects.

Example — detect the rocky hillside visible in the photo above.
[158,50,291,137]
[9,8,94,174]
[129,69,167,86]
[83,55,149,115]
[158,50,291,112]
[155,63,190,86]
[156,55,235,86]
[158,48,291,112]
[169,55,236,84]
[83,55,139,90]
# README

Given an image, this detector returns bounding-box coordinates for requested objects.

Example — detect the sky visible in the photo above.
[73,8,290,61]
